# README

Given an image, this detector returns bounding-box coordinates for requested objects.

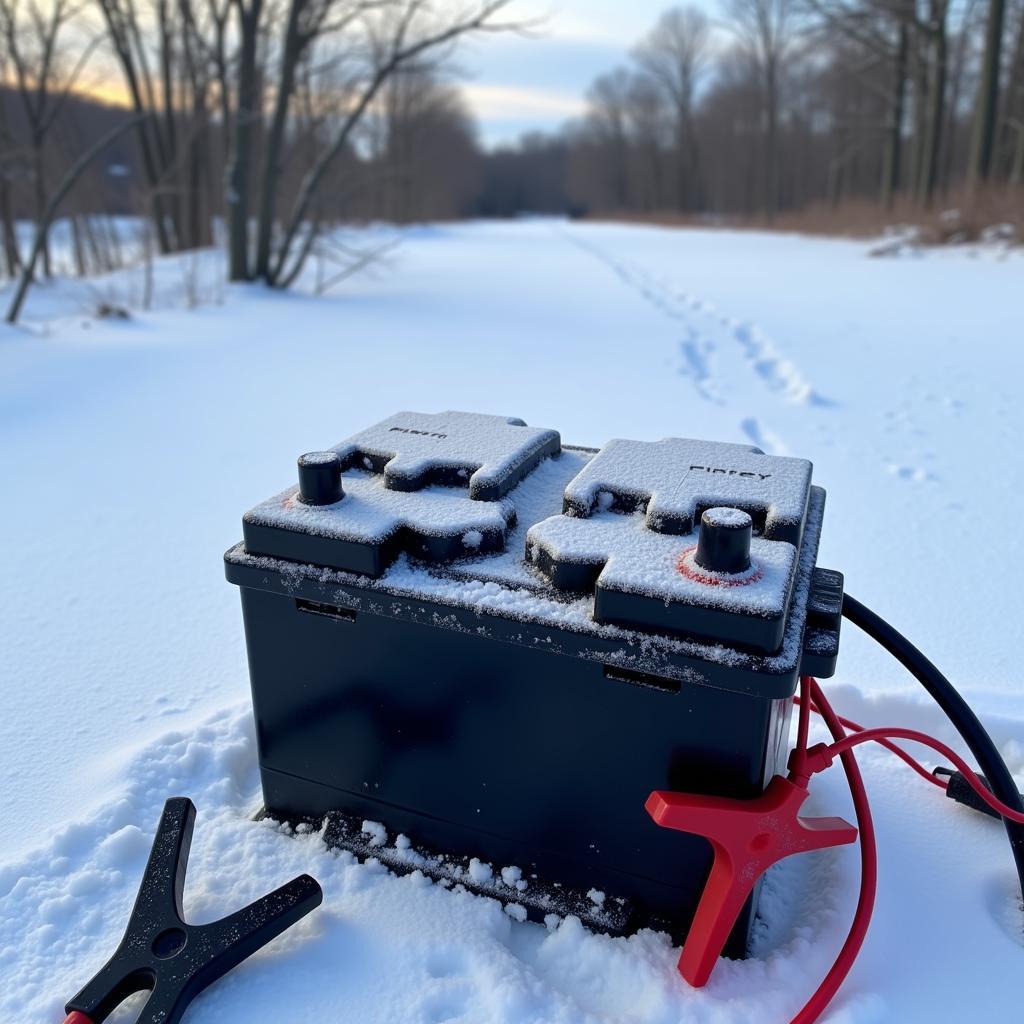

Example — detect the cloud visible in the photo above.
[462,83,586,122]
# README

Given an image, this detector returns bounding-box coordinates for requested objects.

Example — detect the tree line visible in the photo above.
[2,0,1021,318]
[503,0,1020,224]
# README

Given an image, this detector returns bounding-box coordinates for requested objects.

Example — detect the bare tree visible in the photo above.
[916,0,949,205]
[0,48,22,277]
[633,5,711,210]
[1002,0,1024,182]
[578,69,636,209]
[95,0,181,254]
[969,0,1008,185]
[370,64,481,221]
[6,113,143,323]
[252,0,370,281]
[0,0,100,275]
[726,0,798,218]
[257,0,521,288]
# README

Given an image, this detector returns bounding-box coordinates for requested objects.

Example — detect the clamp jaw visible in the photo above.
[64,797,322,1024]
[646,775,857,987]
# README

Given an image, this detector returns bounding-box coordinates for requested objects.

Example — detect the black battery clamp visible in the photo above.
[61,799,321,1024]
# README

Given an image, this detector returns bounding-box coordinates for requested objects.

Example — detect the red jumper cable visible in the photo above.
[648,674,1024,1024]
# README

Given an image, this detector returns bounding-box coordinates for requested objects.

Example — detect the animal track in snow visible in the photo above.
[731,322,833,407]
[741,417,789,455]
[886,463,936,484]
[679,328,722,403]
[558,227,833,410]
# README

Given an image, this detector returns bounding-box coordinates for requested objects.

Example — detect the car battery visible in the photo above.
[224,411,842,951]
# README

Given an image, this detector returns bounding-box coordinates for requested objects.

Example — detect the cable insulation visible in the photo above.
[789,678,877,1024]
[795,696,948,789]
[822,727,1024,823]
[842,593,1024,892]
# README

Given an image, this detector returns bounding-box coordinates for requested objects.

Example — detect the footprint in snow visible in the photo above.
[886,463,937,484]
[740,416,789,456]
[732,322,834,407]
[678,330,722,404]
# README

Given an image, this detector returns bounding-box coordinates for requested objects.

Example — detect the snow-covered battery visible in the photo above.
[224,411,842,950]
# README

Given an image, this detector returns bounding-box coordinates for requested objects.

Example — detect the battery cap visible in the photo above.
[298,451,344,506]
[695,507,752,574]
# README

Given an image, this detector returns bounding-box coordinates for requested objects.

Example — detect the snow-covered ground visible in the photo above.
[1,220,1022,1022]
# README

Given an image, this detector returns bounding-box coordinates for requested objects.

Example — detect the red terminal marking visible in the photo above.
[63,1014,94,1024]
[675,545,763,587]
[645,775,857,988]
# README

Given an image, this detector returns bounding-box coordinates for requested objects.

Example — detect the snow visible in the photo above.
[334,410,560,499]
[246,469,515,544]
[1,219,1023,1022]
[525,509,795,615]
[469,858,494,884]
[501,865,522,887]
[561,436,812,542]
[361,820,387,848]
[703,507,754,529]
[298,450,341,466]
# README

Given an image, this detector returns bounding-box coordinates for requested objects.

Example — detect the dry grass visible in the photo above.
[584,185,1024,247]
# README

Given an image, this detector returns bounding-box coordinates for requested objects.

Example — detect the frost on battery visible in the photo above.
[332,410,561,500]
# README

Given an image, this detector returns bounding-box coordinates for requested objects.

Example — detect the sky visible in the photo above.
[457,0,718,147]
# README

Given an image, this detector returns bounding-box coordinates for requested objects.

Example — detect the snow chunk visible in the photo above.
[360,820,386,848]
[467,857,492,883]
[500,865,521,886]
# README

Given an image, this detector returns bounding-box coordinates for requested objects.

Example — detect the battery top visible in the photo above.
[239,411,825,660]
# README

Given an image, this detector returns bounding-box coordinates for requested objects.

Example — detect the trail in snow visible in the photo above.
[557,227,834,442]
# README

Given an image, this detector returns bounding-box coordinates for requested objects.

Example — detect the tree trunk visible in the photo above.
[998,11,1024,174]
[0,176,19,277]
[1009,122,1024,185]
[882,17,909,208]
[917,5,947,206]
[157,0,183,247]
[70,216,86,276]
[255,0,307,281]
[33,140,52,277]
[226,0,263,282]
[968,0,1006,187]
[765,57,780,219]
[940,3,974,195]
